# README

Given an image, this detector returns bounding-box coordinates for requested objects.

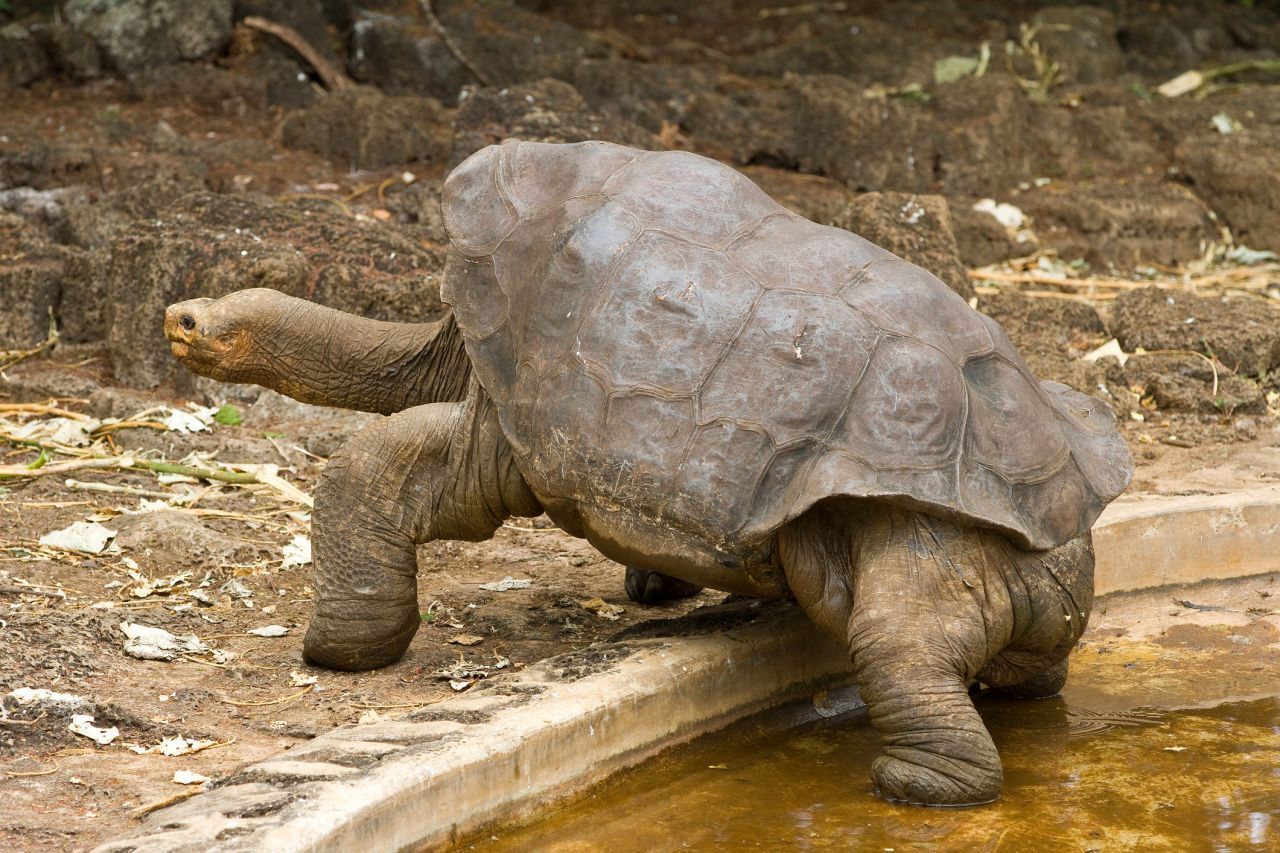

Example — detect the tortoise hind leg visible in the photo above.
[304,385,539,671]
[778,503,1011,806]
[779,505,1091,805]
[624,567,703,604]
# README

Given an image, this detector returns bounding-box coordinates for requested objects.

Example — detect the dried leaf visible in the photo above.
[69,714,118,745]
[447,634,484,647]
[280,534,312,569]
[247,625,289,637]
[39,521,118,554]
[580,597,625,621]
[289,671,318,687]
[479,576,532,592]
[120,622,208,661]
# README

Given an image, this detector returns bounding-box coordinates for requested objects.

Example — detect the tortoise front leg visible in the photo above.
[304,386,539,671]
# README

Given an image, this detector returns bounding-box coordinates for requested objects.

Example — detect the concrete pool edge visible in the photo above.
[1092,484,1280,595]
[95,487,1280,853]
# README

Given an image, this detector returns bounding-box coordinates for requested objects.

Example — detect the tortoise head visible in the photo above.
[164,288,288,383]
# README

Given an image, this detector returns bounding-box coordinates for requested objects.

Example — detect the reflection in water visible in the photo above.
[483,693,1280,852]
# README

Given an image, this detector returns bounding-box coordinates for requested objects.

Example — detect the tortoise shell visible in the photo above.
[440,140,1131,553]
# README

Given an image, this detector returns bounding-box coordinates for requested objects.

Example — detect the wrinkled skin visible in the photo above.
[166,288,1096,806]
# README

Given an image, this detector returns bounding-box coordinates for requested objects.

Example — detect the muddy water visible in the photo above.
[484,685,1280,851]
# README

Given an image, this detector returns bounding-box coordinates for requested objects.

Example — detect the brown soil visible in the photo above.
[2,0,1279,849]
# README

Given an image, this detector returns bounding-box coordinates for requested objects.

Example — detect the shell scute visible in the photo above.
[604,151,778,248]
[729,214,892,294]
[836,337,967,469]
[841,260,994,363]
[576,230,760,394]
[699,290,879,448]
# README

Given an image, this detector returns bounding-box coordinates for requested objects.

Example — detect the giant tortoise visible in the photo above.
[164,140,1132,806]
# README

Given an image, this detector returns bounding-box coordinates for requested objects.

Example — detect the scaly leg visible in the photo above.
[779,503,1087,806]
[304,384,539,670]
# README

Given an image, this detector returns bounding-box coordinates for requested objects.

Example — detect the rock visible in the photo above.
[781,72,1040,198]
[281,86,450,170]
[450,79,657,168]
[1031,6,1125,86]
[64,0,233,75]
[317,0,354,31]
[102,192,446,388]
[348,11,470,105]
[1117,11,1202,76]
[571,59,718,134]
[831,192,974,300]
[0,256,60,349]
[1124,353,1265,415]
[1177,129,1280,252]
[234,0,338,64]
[0,23,52,89]
[234,48,318,109]
[1110,287,1280,378]
[680,75,796,166]
[948,199,1025,268]
[1015,180,1218,269]
[30,22,102,81]
[385,178,449,246]
[731,16,943,88]
[113,511,266,571]
[1223,3,1280,52]
[0,212,107,347]
[437,0,608,87]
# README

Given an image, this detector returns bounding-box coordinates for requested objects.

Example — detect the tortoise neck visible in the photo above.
[253,298,471,415]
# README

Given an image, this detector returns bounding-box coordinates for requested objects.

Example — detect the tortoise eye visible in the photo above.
[179,315,195,331]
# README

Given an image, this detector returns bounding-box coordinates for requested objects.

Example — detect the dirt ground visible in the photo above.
[2,0,1279,849]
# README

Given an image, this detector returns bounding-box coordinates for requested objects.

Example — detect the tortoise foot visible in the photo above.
[624,566,703,604]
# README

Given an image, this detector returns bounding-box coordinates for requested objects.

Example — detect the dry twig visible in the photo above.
[129,788,203,818]
[242,16,353,90]
[417,0,493,86]
[2,759,59,778]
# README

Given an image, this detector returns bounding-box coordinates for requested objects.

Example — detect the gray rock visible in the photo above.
[0,258,60,349]
[281,86,450,170]
[64,0,232,75]
[234,0,337,63]
[948,199,1024,269]
[451,78,657,169]
[437,0,607,87]
[1031,6,1126,86]
[1111,287,1280,378]
[30,22,103,81]
[0,211,106,348]
[1177,129,1280,252]
[1015,180,1218,270]
[0,23,51,89]
[571,58,718,134]
[1124,353,1265,416]
[349,11,469,105]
